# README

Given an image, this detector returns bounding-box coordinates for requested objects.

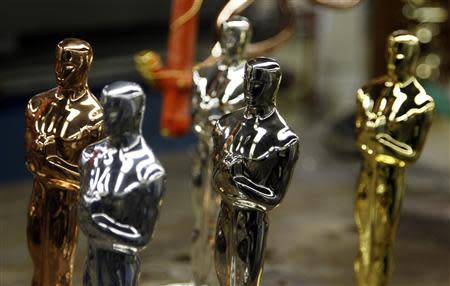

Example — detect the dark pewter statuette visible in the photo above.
[79,81,166,286]
[212,57,300,286]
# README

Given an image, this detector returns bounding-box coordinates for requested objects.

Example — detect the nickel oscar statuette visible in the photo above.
[191,15,252,286]
[79,82,166,286]
[212,57,300,286]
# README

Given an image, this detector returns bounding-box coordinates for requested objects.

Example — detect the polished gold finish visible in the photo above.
[354,31,434,286]
[25,38,104,286]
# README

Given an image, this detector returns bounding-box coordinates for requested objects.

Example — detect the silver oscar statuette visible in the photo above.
[191,16,252,285]
[79,81,166,286]
[212,57,300,286]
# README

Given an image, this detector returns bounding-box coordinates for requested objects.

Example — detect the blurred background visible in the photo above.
[0,0,448,285]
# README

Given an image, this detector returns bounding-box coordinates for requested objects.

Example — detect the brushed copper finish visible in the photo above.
[25,38,104,286]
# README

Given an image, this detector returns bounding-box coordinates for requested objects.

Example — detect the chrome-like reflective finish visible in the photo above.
[209,0,295,63]
[354,31,434,286]
[25,38,104,286]
[311,0,361,9]
[79,82,166,286]
[191,16,251,286]
[212,57,299,286]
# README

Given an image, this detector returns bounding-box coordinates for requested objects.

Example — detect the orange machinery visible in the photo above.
[135,0,201,137]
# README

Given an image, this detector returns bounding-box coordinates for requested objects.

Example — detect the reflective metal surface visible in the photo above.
[354,31,435,286]
[192,15,252,140]
[79,82,166,286]
[24,38,104,286]
[191,16,251,286]
[212,57,299,286]
[311,0,361,9]
[209,0,295,62]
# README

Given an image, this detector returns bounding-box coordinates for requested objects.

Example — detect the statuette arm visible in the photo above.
[191,69,203,116]
[79,198,150,248]
[46,155,80,177]
[232,140,299,208]
[376,105,434,163]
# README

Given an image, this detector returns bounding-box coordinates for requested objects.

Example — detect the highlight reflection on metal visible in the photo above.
[211,0,362,62]
[311,0,361,9]
[354,31,434,286]
[212,57,299,285]
[209,0,296,62]
[79,82,166,286]
[191,16,251,286]
[24,38,104,286]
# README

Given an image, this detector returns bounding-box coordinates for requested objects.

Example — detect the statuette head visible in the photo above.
[244,57,281,108]
[386,30,420,81]
[101,81,145,143]
[219,16,252,58]
[55,38,93,89]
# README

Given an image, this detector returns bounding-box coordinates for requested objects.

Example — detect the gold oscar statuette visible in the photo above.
[354,31,435,286]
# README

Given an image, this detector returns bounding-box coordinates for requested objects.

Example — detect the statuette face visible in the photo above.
[219,16,251,59]
[354,31,434,286]
[190,15,252,285]
[212,57,299,286]
[55,39,93,89]
[25,38,103,286]
[79,82,166,286]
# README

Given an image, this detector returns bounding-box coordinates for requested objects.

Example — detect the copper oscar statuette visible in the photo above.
[25,38,104,286]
